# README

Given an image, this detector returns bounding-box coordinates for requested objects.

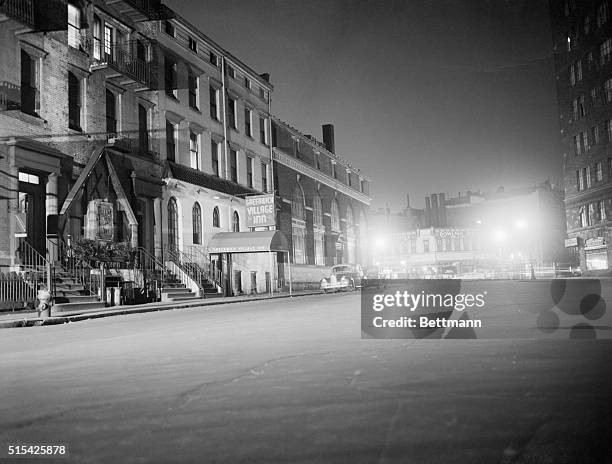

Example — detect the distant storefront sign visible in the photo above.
[246,194,275,228]
[564,237,578,248]
[585,237,606,249]
[97,201,114,241]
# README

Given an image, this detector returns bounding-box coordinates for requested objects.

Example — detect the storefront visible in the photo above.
[584,237,608,270]
[207,230,290,296]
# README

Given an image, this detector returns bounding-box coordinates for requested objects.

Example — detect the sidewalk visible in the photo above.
[0,289,325,329]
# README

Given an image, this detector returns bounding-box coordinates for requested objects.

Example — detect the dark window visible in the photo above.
[211,140,219,175]
[245,108,251,136]
[105,89,116,134]
[192,202,202,244]
[261,164,268,192]
[332,163,337,179]
[259,116,267,144]
[247,157,253,188]
[229,149,237,182]
[136,39,146,62]
[166,119,175,162]
[20,50,37,116]
[213,206,220,227]
[232,211,240,232]
[226,64,235,78]
[188,71,198,109]
[188,36,197,52]
[93,15,102,60]
[315,153,320,169]
[209,86,218,119]
[168,198,178,250]
[227,97,236,129]
[164,56,177,97]
[209,51,218,66]
[164,20,175,36]
[138,104,148,152]
[244,76,251,89]
[68,72,81,130]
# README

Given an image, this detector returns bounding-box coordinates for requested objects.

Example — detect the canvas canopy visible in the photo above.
[208,231,289,254]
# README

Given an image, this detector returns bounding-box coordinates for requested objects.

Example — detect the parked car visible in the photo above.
[320,264,363,292]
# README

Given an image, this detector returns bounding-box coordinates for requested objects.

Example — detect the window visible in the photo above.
[591,87,598,106]
[192,203,202,244]
[577,169,584,190]
[331,199,340,232]
[138,104,148,152]
[226,64,235,79]
[423,239,430,253]
[570,63,575,85]
[313,194,323,226]
[589,202,597,225]
[229,148,237,182]
[166,119,176,162]
[600,200,607,221]
[246,156,253,188]
[608,120,612,142]
[292,185,305,221]
[291,185,306,264]
[232,211,240,232]
[67,3,81,49]
[105,89,116,134]
[588,51,595,70]
[259,87,265,99]
[104,25,114,59]
[211,140,219,176]
[605,79,612,103]
[20,50,38,116]
[347,171,352,187]
[580,205,589,227]
[593,125,600,145]
[209,51,218,66]
[332,162,337,179]
[261,163,268,192]
[165,56,177,98]
[579,95,586,116]
[244,76,251,89]
[245,108,252,136]
[597,161,604,181]
[212,206,220,227]
[601,39,612,65]
[572,99,579,120]
[164,20,175,37]
[190,131,200,170]
[188,71,198,110]
[582,130,589,151]
[68,72,81,131]
[585,15,591,34]
[360,179,365,193]
[259,116,268,145]
[167,198,178,250]
[313,193,324,266]
[93,15,102,60]
[577,60,583,81]
[345,205,356,263]
[209,86,219,120]
[598,1,610,27]
[586,166,592,188]
[188,36,197,53]
[315,153,320,169]
[227,97,237,129]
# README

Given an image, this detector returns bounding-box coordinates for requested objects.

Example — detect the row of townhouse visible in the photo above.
[0,0,371,299]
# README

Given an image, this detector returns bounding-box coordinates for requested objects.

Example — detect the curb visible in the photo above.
[0,290,326,329]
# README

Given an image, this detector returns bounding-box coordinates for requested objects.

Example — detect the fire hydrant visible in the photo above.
[37,288,52,318]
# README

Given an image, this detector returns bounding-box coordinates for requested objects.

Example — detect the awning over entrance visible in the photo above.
[208,231,289,253]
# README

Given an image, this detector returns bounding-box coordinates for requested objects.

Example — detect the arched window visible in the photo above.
[313,193,323,226]
[331,199,340,232]
[232,211,240,232]
[212,206,220,228]
[192,202,202,244]
[313,193,324,266]
[292,184,305,221]
[346,205,356,263]
[168,197,179,250]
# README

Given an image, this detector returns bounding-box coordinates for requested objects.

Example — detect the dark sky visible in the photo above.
[165,0,560,210]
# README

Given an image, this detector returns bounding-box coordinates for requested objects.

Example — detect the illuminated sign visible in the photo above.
[246,194,275,228]
[564,237,578,248]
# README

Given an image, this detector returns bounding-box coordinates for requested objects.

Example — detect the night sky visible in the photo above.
[165,0,560,210]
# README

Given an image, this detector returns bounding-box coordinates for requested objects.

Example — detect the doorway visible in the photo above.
[17,172,46,263]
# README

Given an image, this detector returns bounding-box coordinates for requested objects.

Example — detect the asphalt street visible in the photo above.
[1,281,611,463]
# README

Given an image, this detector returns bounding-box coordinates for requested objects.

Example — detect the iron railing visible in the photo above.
[0,81,20,111]
[135,247,166,302]
[94,41,153,88]
[48,237,98,297]
[0,0,35,27]
[163,246,207,295]
[0,270,38,310]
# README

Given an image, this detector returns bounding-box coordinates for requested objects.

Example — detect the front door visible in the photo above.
[17,173,46,263]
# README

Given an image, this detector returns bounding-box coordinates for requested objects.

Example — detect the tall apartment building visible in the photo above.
[0,0,370,299]
[550,0,612,271]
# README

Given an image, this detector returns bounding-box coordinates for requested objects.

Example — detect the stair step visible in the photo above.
[54,295,99,304]
[53,301,106,314]
[161,286,188,293]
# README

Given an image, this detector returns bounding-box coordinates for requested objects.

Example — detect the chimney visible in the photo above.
[425,196,431,227]
[322,124,335,153]
[260,73,270,82]
[438,193,446,227]
[406,194,410,209]
[431,194,439,227]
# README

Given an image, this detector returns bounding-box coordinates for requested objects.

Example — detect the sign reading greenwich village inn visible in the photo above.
[245,194,275,228]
